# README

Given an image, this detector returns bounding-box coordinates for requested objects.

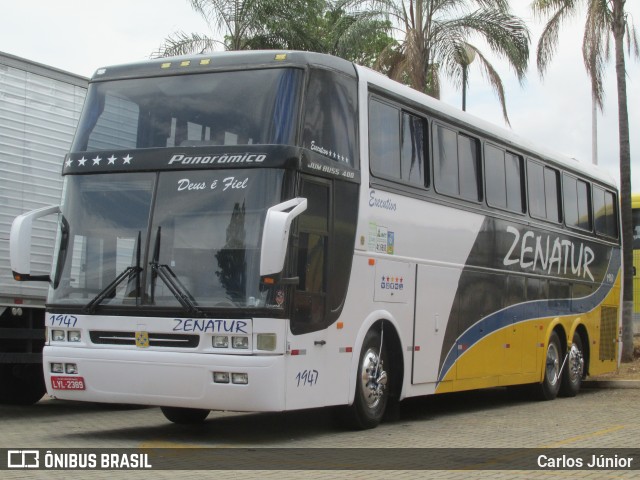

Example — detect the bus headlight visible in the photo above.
[212,336,229,348]
[256,333,277,351]
[232,336,248,349]
[65,363,78,374]
[213,372,230,383]
[232,373,248,385]
[51,363,64,374]
[68,331,82,342]
[52,330,65,342]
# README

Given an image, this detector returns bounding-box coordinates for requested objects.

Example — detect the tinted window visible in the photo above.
[486,145,524,213]
[401,112,427,186]
[73,68,303,152]
[565,174,592,230]
[505,152,524,213]
[485,144,507,208]
[434,124,480,201]
[527,160,560,223]
[434,125,458,196]
[527,160,546,218]
[369,99,400,178]
[303,68,358,166]
[593,186,618,238]
[544,167,561,223]
[458,134,481,201]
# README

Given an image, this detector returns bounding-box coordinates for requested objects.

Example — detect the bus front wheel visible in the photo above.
[345,329,389,430]
[160,406,210,424]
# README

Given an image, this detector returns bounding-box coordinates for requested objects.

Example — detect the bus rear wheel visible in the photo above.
[344,329,389,430]
[160,406,209,424]
[535,331,562,401]
[559,333,584,397]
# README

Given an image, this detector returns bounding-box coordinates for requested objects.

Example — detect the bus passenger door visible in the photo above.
[286,178,330,409]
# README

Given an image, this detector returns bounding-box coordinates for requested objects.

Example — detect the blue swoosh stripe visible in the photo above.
[437,248,621,383]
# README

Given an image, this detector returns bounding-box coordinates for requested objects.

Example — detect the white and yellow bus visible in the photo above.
[11,51,621,428]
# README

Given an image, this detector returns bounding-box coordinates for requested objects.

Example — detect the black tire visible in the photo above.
[559,332,584,397]
[160,406,209,424]
[535,331,562,401]
[344,329,389,430]
[0,364,46,405]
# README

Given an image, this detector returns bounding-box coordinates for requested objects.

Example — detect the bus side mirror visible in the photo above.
[10,205,60,282]
[260,198,307,277]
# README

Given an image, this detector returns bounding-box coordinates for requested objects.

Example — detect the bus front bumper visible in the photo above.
[43,346,286,411]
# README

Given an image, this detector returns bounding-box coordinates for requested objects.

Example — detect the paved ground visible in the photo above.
[2,381,640,479]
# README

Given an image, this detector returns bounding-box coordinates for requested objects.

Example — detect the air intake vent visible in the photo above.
[599,306,618,361]
[89,331,199,348]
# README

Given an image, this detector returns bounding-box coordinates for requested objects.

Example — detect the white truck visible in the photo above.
[0,51,87,404]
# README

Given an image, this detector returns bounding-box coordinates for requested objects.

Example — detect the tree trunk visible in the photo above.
[612,0,634,362]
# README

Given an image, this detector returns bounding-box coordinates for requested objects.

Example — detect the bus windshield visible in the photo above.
[49,169,285,310]
[71,68,303,152]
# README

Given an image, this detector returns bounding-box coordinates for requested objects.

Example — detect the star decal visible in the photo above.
[122,154,133,165]
[78,157,87,166]
[92,155,102,165]
[65,159,73,167]
[107,155,117,165]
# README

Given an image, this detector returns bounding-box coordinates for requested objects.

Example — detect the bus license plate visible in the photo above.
[51,376,86,390]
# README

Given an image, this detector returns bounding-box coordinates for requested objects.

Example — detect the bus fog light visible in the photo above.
[68,330,82,342]
[213,372,230,383]
[257,333,277,351]
[51,363,64,374]
[213,336,229,348]
[232,336,248,349]
[65,363,78,374]
[52,330,65,342]
[232,373,248,385]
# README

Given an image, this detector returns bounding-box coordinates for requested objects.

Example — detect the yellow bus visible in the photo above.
[633,194,640,334]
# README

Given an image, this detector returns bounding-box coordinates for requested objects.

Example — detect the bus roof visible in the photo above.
[90,50,356,82]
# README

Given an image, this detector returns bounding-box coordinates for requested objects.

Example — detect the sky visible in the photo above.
[0,0,638,191]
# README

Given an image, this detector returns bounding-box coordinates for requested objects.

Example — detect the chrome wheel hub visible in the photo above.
[360,348,387,409]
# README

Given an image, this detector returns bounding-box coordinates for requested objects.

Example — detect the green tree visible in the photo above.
[153,0,396,66]
[343,0,530,125]
[532,0,639,362]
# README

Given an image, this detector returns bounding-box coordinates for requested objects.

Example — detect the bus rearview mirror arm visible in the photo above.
[10,205,61,282]
[260,198,307,277]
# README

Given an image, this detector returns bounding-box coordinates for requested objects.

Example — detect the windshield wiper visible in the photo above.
[149,226,201,316]
[84,232,142,314]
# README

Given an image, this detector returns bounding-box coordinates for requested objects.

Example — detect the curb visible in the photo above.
[582,379,640,389]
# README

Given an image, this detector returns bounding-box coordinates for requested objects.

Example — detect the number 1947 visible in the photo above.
[295,369,319,387]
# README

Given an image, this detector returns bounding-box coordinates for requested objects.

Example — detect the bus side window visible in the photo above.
[433,124,481,201]
[593,186,619,238]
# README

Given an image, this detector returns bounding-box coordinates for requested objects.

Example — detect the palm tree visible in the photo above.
[344,0,530,125]
[532,0,639,362]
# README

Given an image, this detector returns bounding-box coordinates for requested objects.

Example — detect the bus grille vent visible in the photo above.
[89,331,200,348]
[599,307,617,361]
